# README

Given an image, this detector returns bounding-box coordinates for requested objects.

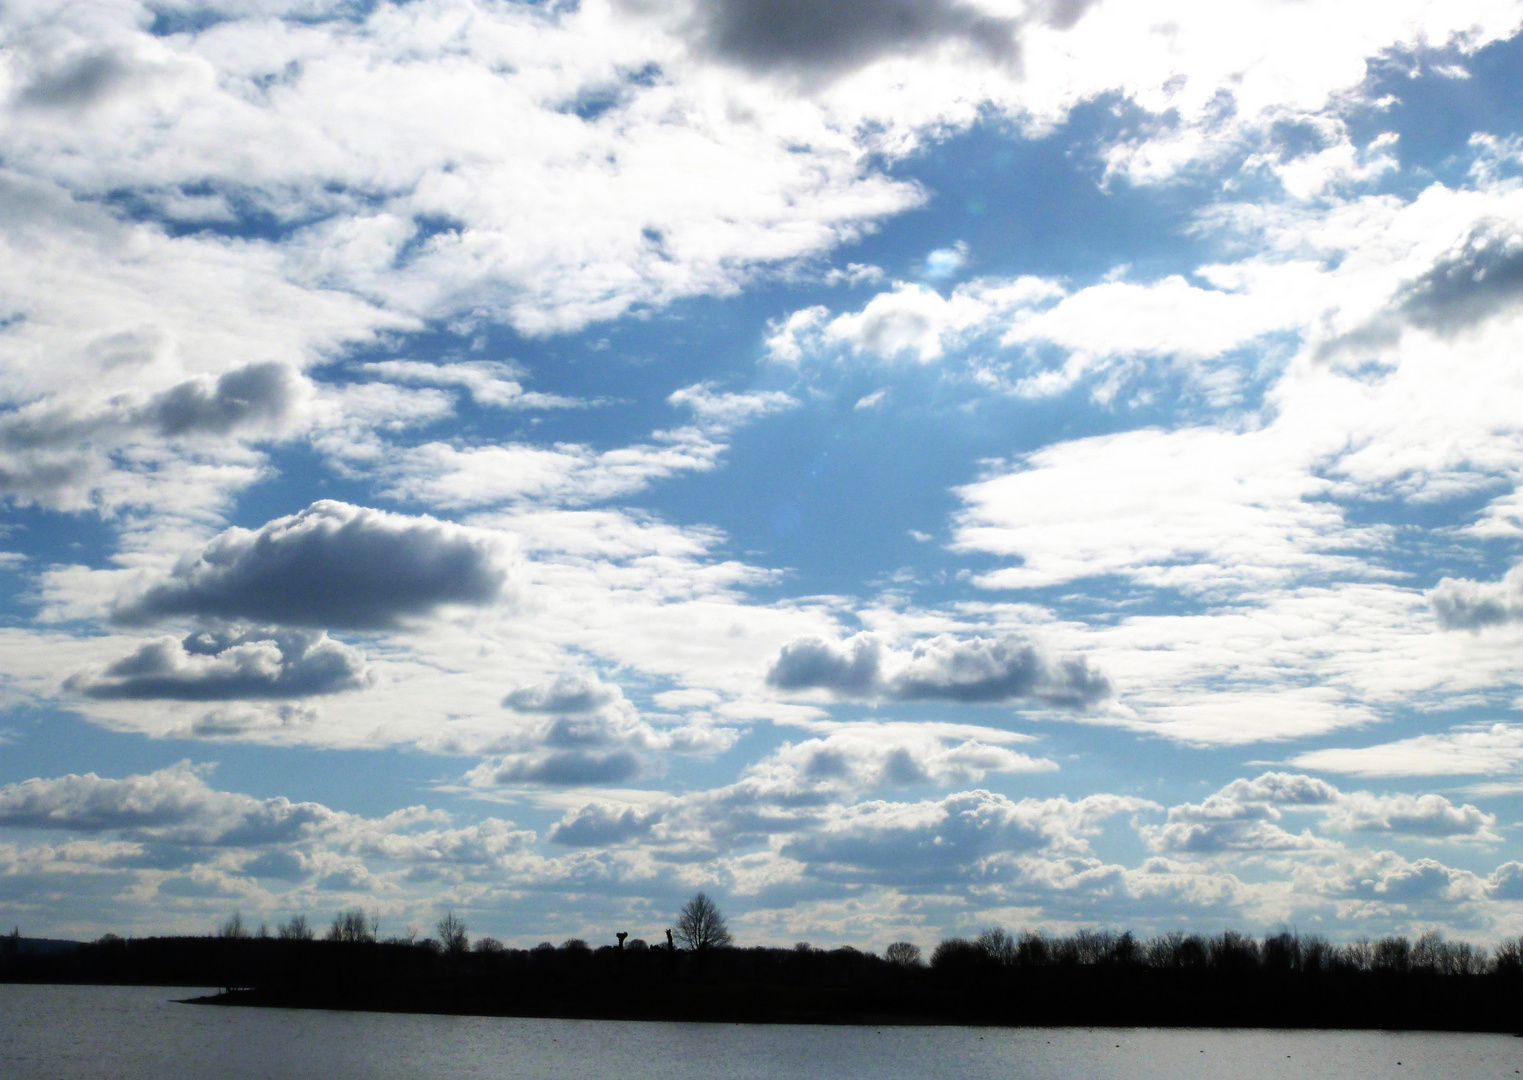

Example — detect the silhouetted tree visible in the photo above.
[930,937,980,970]
[436,911,469,956]
[975,926,1016,965]
[217,912,249,939]
[675,891,732,951]
[278,915,314,941]
[328,908,373,943]
[1495,936,1523,975]
[885,941,922,967]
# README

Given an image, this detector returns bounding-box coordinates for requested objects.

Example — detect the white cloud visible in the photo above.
[1293,723,1523,777]
[782,789,1153,887]
[744,723,1057,793]
[1143,772,1498,855]
[359,360,586,411]
[370,385,792,511]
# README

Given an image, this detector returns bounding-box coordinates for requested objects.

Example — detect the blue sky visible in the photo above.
[5,0,1523,949]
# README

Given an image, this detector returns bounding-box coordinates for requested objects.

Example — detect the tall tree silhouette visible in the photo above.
[436,911,469,957]
[675,891,732,951]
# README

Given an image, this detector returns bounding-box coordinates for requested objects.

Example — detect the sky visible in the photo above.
[4,0,1523,950]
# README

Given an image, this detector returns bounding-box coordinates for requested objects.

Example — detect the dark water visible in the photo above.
[2,983,1520,1079]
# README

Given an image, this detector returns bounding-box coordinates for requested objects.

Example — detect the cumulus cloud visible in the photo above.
[65,627,369,702]
[0,763,538,913]
[503,674,624,715]
[111,501,507,629]
[1489,861,1523,901]
[469,673,734,787]
[745,723,1056,795]
[549,801,667,846]
[1144,773,1497,854]
[1429,565,1523,630]
[766,632,1111,708]
[1142,773,1337,854]
[1324,792,1498,842]
[0,762,331,845]
[783,789,1149,886]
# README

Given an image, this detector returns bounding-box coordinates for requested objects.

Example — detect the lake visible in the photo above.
[1,983,1519,1079]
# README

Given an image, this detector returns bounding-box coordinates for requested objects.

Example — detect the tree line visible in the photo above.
[5,898,1523,1030]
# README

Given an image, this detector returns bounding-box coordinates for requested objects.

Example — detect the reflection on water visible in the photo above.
[1,983,1520,1080]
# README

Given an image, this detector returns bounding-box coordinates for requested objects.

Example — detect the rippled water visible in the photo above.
[2,983,1520,1080]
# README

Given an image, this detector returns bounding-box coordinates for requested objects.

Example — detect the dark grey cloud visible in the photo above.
[671,0,1049,80]
[1428,566,1523,630]
[0,363,301,452]
[66,627,369,702]
[0,363,304,505]
[0,362,300,505]
[482,749,642,785]
[768,635,884,696]
[112,500,506,629]
[1316,223,1523,364]
[140,362,298,437]
[240,849,311,881]
[1399,223,1523,335]
[0,455,95,502]
[767,632,1111,708]
[16,49,137,110]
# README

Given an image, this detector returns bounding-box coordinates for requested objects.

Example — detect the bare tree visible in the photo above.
[674,891,733,951]
[975,926,1015,965]
[436,911,469,957]
[217,912,249,939]
[278,914,314,941]
[327,908,373,943]
[884,941,922,967]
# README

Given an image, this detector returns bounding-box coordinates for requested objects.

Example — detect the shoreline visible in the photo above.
[178,987,1523,1035]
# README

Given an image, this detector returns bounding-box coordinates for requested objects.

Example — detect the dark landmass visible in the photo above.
[5,927,1523,1032]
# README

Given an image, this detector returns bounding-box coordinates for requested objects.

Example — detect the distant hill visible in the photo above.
[13,938,85,956]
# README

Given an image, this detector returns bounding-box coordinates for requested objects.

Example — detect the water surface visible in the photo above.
[2,983,1519,1080]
